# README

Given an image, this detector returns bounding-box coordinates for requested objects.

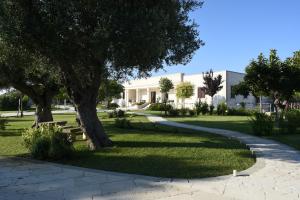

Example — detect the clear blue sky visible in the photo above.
[153,0,300,76]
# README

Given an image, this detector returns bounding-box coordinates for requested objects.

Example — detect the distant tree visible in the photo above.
[159,78,174,115]
[0,41,60,124]
[0,1,203,149]
[232,81,251,98]
[176,82,194,108]
[202,69,223,105]
[98,80,124,108]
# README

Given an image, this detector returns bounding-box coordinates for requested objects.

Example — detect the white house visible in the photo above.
[118,70,256,109]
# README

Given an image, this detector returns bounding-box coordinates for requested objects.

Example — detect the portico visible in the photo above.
[124,87,161,107]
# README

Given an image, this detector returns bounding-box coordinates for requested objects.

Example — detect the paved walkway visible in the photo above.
[1,114,300,200]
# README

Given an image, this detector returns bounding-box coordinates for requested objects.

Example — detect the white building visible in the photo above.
[119,70,256,109]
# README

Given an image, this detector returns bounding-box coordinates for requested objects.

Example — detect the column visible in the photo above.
[124,89,128,107]
[136,89,139,103]
[147,88,150,103]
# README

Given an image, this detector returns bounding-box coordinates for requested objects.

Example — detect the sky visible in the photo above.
[153,0,300,76]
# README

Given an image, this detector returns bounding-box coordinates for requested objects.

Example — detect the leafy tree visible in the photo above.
[0,1,203,149]
[159,77,174,115]
[232,81,251,98]
[0,41,60,124]
[176,82,194,107]
[98,80,124,108]
[202,69,223,105]
[240,50,300,123]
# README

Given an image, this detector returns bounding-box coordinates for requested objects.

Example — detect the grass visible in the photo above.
[0,113,255,179]
[163,114,300,151]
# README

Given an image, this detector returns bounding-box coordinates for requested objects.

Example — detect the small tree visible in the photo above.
[202,69,223,105]
[159,78,174,115]
[176,82,194,108]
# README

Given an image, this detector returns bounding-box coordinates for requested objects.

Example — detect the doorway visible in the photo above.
[150,91,156,103]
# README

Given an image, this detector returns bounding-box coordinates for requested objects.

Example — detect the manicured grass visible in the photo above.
[165,114,300,151]
[0,113,255,178]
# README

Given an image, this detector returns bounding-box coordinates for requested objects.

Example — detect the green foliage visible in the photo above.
[179,108,189,116]
[194,101,202,115]
[227,108,252,116]
[108,103,119,109]
[0,117,7,130]
[217,102,228,115]
[279,110,300,134]
[0,91,30,111]
[107,109,125,118]
[114,118,132,129]
[250,112,274,136]
[209,105,214,115]
[98,80,124,102]
[176,82,194,99]
[200,102,209,115]
[168,108,179,117]
[232,82,251,98]
[202,69,223,98]
[188,109,196,116]
[159,78,174,103]
[22,125,73,160]
[148,103,172,112]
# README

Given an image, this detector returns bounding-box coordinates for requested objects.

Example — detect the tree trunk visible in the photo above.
[75,97,113,150]
[35,102,53,124]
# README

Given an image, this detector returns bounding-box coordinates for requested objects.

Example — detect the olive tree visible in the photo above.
[0,41,60,124]
[159,77,174,115]
[0,0,203,150]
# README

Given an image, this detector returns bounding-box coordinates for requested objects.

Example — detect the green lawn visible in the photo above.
[165,115,300,151]
[0,113,255,178]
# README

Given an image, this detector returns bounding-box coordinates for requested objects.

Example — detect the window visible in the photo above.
[230,86,235,98]
[198,87,205,98]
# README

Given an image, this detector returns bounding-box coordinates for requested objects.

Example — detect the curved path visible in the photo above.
[0,114,300,200]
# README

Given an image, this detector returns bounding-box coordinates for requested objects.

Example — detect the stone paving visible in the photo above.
[0,114,300,199]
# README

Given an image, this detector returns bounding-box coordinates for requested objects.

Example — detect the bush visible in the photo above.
[209,105,214,115]
[179,108,188,116]
[108,103,119,109]
[148,103,172,112]
[217,102,227,115]
[114,118,132,129]
[200,102,209,115]
[188,109,196,116]
[250,112,274,136]
[194,101,202,115]
[22,125,73,160]
[280,110,300,134]
[227,108,252,116]
[0,91,30,111]
[168,108,179,117]
[107,109,125,118]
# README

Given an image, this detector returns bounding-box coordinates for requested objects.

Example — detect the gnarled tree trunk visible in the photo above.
[75,96,112,150]
[35,102,53,124]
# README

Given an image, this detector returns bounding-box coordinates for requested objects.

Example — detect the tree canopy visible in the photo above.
[176,82,194,99]
[0,0,203,149]
[98,80,124,103]
[202,69,223,103]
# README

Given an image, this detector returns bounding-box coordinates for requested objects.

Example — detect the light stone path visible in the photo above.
[0,114,300,200]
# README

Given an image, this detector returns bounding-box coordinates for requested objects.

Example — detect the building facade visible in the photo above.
[118,70,256,109]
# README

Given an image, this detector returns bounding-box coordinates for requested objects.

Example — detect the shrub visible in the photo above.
[188,109,196,116]
[217,102,227,115]
[108,103,119,109]
[168,108,179,117]
[240,102,246,109]
[227,108,252,116]
[200,102,209,115]
[209,105,214,115]
[280,110,300,134]
[22,125,73,160]
[250,112,274,136]
[148,103,172,112]
[194,101,202,115]
[107,109,125,118]
[114,118,132,129]
[179,108,188,116]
